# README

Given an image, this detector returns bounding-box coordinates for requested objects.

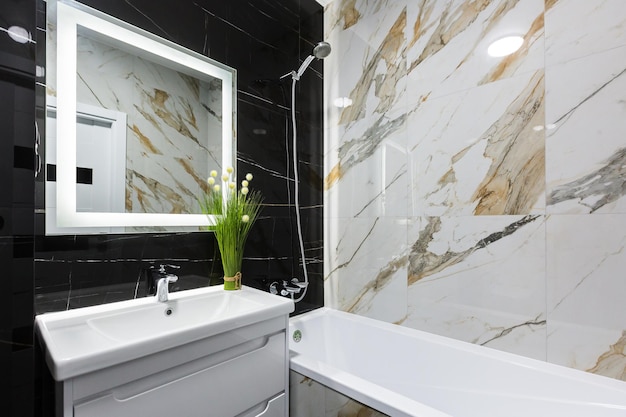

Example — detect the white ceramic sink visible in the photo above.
[35,285,294,381]
[87,290,262,342]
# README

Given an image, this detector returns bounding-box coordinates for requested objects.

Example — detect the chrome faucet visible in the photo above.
[156,274,178,302]
[146,264,180,302]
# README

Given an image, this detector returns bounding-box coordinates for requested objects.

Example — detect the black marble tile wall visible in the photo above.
[0,0,36,415]
[0,0,324,415]
[33,0,324,314]
[32,0,323,415]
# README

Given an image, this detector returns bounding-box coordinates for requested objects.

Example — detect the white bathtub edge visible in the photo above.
[289,354,452,417]
[289,308,453,417]
[289,308,626,416]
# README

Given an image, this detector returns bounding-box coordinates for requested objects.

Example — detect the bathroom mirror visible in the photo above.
[45,0,236,234]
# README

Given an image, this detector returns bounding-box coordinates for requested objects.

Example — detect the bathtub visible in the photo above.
[288,308,626,417]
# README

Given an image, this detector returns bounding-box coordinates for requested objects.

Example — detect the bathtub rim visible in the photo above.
[289,307,626,417]
[289,308,454,417]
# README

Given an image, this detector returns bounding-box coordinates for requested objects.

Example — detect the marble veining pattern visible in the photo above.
[407,70,545,217]
[546,214,626,379]
[324,0,626,380]
[407,215,540,285]
[325,216,408,323]
[404,0,544,104]
[545,43,626,214]
[548,147,626,213]
[402,214,547,359]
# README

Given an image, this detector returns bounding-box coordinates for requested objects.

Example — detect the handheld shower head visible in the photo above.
[313,41,331,59]
[291,41,332,79]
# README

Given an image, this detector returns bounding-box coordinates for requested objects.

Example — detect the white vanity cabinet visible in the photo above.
[36,286,294,417]
[64,318,288,417]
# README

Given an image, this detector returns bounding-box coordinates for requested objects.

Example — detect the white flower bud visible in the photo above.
[222,174,229,182]
[226,166,234,174]
[241,187,249,195]
[246,173,253,181]
[242,215,250,223]
[213,184,221,192]
[241,180,249,187]
[228,182,236,190]
[207,177,215,185]
[210,170,218,178]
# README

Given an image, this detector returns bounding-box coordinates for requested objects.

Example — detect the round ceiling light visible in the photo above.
[487,35,524,57]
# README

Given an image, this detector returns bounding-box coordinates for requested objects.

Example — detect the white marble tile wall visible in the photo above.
[324,0,626,380]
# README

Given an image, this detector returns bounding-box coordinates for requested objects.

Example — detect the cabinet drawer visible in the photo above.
[236,392,285,417]
[74,332,285,417]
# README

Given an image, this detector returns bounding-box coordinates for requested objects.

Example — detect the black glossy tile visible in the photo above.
[34,260,71,293]
[13,236,33,259]
[12,325,33,351]
[11,348,34,386]
[12,207,34,236]
[36,0,46,28]
[14,82,36,114]
[300,1,324,44]
[11,258,33,293]
[13,168,35,205]
[13,145,35,171]
[12,290,34,328]
[78,0,173,40]
[0,207,9,236]
[0,292,10,328]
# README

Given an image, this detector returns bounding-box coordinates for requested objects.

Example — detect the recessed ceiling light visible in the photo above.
[487,36,523,57]
[6,25,32,44]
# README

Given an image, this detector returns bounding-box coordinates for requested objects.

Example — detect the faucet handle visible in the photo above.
[163,275,178,283]
[157,264,180,273]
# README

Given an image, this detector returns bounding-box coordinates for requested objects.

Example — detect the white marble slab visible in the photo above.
[404,214,547,360]
[545,44,626,214]
[324,216,408,324]
[324,0,626,381]
[545,0,626,66]
[324,104,409,219]
[407,70,545,217]
[405,0,544,105]
[547,214,626,378]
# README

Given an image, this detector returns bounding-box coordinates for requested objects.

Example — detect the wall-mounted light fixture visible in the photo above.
[5,25,32,44]
[487,35,523,57]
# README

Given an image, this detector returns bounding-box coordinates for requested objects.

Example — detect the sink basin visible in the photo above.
[35,285,294,381]
[87,290,262,342]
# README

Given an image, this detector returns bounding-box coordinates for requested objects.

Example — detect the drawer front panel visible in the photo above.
[74,332,285,417]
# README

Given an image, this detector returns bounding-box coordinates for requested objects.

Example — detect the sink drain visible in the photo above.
[164,307,173,316]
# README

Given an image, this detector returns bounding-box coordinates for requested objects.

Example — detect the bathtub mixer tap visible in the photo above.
[269,278,308,300]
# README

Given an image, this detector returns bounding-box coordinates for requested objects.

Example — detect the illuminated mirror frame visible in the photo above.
[51,0,235,231]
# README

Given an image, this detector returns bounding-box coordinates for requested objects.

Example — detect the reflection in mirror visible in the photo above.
[45,0,236,234]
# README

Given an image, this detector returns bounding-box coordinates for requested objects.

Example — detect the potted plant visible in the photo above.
[199,167,263,290]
